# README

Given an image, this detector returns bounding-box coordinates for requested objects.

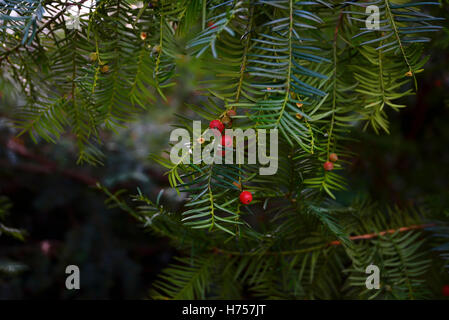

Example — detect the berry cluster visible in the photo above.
[323,153,338,171]
[208,115,253,205]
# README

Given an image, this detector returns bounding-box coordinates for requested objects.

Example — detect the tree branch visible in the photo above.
[0,3,75,63]
[5,138,98,186]
[214,223,436,256]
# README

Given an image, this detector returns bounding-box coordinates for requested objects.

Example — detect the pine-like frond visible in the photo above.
[150,256,214,300]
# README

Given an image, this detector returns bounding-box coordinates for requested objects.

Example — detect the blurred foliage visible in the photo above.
[0,74,185,299]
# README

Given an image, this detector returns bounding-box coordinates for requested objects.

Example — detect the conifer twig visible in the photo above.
[328,223,436,246]
[0,5,69,63]
[214,223,436,256]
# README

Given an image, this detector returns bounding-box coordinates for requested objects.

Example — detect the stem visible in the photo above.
[275,0,293,126]
[384,0,412,72]
[326,11,343,157]
[202,0,206,30]
[215,223,435,256]
[0,7,68,62]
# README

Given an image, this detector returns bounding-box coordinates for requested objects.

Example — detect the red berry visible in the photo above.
[323,161,334,171]
[209,119,224,133]
[329,153,338,162]
[218,135,232,157]
[221,135,233,148]
[226,109,236,117]
[435,79,442,87]
[207,21,216,29]
[239,191,253,204]
[443,285,449,297]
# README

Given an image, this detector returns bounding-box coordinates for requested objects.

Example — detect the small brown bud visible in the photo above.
[89,52,98,62]
[197,137,205,144]
[329,153,338,162]
[221,116,232,127]
[100,65,109,73]
[226,109,236,117]
[152,45,161,54]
